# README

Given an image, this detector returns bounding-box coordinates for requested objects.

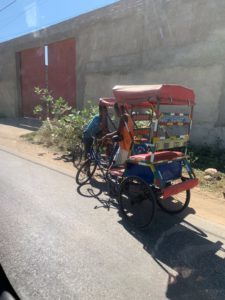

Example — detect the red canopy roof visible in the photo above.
[112,84,195,106]
[99,98,116,107]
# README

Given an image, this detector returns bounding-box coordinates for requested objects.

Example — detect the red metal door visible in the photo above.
[48,39,76,107]
[20,47,46,117]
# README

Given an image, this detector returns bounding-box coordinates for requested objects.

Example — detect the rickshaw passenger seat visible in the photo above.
[129,151,184,162]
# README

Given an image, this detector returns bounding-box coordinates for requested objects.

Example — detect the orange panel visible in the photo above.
[48,39,76,108]
[20,47,45,117]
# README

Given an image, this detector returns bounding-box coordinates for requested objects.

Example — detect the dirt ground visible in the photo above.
[0,120,225,226]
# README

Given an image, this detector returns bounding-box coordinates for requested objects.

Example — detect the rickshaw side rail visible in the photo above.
[132,113,152,121]
[162,178,198,199]
[159,121,190,126]
[153,135,189,151]
[134,128,150,136]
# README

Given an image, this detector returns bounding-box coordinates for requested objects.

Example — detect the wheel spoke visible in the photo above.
[76,159,97,185]
[72,144,84,168]
[119,176,156,229]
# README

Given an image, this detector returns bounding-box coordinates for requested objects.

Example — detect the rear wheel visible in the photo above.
[157,179,190,214]
[75,159,97,185]
[72,144,84,168]
[119,176,156,229]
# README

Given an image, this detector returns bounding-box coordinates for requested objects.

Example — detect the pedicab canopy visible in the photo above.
[112,84,195,106]
[99,98,115,107]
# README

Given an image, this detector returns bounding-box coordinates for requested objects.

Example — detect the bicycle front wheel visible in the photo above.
[72,144,84,168]
[75,159,97,185]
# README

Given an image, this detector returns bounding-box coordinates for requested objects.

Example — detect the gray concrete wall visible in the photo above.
[1,0,225,145]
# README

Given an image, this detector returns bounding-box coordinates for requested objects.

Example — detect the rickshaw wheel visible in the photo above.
[72,144,84,168]
[75,158,97,185]
[157,181,190,214]
[119,176,156,229]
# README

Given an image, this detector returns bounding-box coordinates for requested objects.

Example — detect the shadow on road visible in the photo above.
[76,176,118,210]
[78,179,225,299]
[53,153,72,163]
[120,211,225,300]
[0,264,20,300]
[0,118,41,131]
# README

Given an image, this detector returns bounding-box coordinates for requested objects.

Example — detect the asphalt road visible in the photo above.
[0,148,225,300]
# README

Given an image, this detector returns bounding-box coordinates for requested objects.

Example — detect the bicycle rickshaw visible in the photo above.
[76,84,199,229]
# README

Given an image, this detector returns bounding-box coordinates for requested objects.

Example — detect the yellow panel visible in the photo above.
[153,135,189,150]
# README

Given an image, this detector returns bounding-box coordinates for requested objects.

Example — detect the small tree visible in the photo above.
[33,87,72,120]
[33,87,98,151]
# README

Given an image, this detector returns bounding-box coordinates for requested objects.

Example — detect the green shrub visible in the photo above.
[33,87,72,120]
[32,87,98,152]
[188,139,225,172]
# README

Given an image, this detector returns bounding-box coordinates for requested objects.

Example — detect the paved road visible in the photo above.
[0,148,225,300]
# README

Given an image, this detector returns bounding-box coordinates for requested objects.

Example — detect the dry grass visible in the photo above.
[195,169,225,194]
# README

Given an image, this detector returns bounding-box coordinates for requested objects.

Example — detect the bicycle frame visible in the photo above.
[82,137,117,178]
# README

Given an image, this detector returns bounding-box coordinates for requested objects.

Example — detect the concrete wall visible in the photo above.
[1,0,225,145]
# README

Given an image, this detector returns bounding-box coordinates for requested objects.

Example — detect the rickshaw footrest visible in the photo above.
[108,167,125,177]
[163,178,198,199]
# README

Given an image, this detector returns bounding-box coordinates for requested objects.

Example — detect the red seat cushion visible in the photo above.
[129,151,184,162]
